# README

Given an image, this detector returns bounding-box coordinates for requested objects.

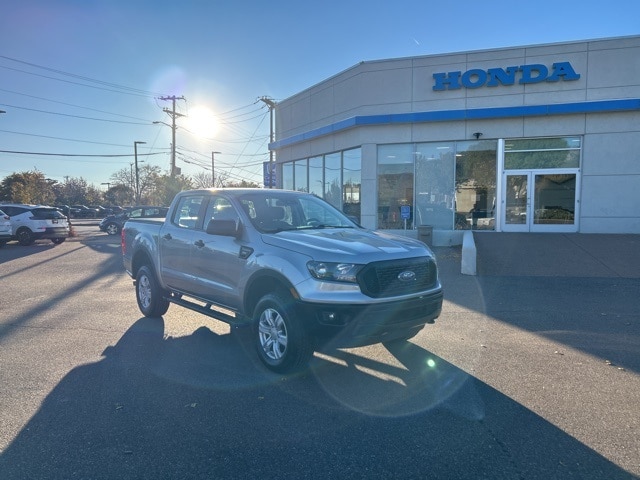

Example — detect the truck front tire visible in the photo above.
[136,266,170,317]
[254,292,314,373]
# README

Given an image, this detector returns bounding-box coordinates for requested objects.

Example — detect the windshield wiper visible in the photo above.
[296,224,354,230]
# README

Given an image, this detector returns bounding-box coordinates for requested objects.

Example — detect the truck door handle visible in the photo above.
[162,233,172,240]
[194,239,205,248]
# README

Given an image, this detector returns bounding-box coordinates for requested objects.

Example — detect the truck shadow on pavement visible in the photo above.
[0,318,635,479]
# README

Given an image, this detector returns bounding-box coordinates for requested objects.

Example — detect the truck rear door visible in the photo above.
[159,194,206,292]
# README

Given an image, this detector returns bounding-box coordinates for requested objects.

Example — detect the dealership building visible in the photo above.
[269,35,640,246]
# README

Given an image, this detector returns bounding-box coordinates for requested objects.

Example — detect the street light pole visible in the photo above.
[134,141,146,203]
[211,151,221,188]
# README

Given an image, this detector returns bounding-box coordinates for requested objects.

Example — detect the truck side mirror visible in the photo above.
[206,219,240,237]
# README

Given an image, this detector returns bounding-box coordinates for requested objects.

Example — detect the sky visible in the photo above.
[1,0,638,190]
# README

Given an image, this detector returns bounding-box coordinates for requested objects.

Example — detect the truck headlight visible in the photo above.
[307,261,363,283]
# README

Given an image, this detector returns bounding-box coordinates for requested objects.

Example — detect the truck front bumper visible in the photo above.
[298,289,444,347]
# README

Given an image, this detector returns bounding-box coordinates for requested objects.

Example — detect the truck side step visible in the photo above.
[165,293,248,326]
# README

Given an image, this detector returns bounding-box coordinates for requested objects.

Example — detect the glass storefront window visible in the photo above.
[455,140,498,230]
[342,148,361,221]
[282,162,294,190]
[280,148,361,221]
[308,156,323,198]
[415,143,455,229]
[294,159,308,192]
[378,144,414,229]
[534,174,576,225]
[324,152,342,210]
[505,137,581,169]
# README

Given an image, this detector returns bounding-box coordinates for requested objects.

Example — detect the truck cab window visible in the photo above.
[172,195,205,229]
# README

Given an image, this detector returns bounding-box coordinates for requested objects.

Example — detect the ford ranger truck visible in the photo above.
[122,188,443,373]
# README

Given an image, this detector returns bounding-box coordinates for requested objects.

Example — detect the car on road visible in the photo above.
[99,205,168,235]
[0,208,12,246]
[0,203,70,246]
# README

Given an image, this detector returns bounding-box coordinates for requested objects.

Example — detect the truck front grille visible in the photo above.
[357,256,438,298]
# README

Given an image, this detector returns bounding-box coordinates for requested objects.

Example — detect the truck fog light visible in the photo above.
[321,311,344,326]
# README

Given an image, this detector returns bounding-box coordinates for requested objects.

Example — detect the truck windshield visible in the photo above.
[238,192,356,233]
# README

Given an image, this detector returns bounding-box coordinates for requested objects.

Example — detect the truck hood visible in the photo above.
[261,227,432,261]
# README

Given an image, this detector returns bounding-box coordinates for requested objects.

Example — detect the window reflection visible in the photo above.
[308,156,323,197]
[377,145,414,229]
[280,148,361,222]
[455,141,497,230]
[534,174,576,225]
[377,141,497,231]
[294,159,308,192]
[415,143,455,229]
[342,149,361,222]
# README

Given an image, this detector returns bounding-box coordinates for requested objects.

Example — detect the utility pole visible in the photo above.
[259,96,276,188]
[158,96,185,177]
[134,141,146,203]
[211,151,221,188]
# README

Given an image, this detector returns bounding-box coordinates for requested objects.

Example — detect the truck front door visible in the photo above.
[189,195,245,310]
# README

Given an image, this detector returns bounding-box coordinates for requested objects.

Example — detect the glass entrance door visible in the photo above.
[504,173,530,231]
[502,171,578,232]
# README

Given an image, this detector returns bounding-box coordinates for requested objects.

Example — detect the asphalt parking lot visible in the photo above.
[0,225,638,479]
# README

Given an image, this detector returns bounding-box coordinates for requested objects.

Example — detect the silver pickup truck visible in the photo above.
[122,188,443,373]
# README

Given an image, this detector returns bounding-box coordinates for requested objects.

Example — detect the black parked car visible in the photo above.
[99,205,168,235]
[89,205,110,217]
[71,205,100,218]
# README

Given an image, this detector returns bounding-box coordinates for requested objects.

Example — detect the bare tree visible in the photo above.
[192,171,214,189]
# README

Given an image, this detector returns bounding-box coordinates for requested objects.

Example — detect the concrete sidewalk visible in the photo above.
[471,232,640,278]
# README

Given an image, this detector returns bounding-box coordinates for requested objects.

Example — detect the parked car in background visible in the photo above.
[89,205,110,217]
[99,205,168,235]
[0,203,69,245]
[54,205,73,218]
[108,206,125,214]
[0,208,12,246]
[70,205,100,218]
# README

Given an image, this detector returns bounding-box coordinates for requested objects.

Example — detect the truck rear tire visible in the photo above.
[136,266,170,317]
[254,292,314,373]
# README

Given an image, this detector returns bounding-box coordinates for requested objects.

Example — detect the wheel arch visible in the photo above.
[243,270,297,318]
[131,248,155,279]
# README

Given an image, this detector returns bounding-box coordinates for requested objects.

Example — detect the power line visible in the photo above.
[0,55,164,97]
[0,149,164,158]
[0,103,150,125]
[0,87,153,122]
[0,129,161,148]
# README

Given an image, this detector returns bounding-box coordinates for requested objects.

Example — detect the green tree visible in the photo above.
[53,177,93,205]
[0,170,56,204]
[154,174,193,206]
[225,179,261,188]
[104,184,132,206]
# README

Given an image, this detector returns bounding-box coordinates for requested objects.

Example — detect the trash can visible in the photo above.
[417,225,433,246]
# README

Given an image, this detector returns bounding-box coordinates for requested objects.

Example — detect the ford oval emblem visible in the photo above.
[398,270,416,282]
